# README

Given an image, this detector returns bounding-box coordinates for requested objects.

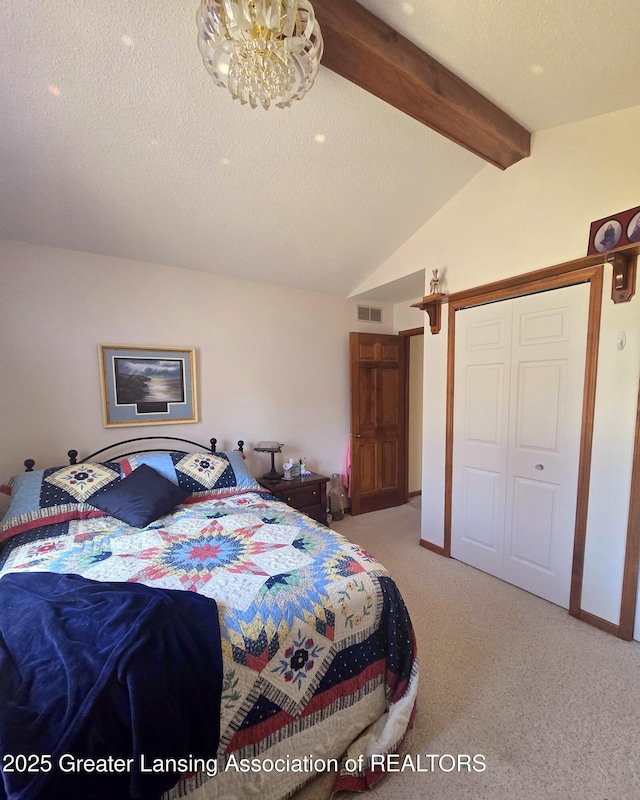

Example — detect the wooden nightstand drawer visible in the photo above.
[281,484,321,509]
[257,473,330,525]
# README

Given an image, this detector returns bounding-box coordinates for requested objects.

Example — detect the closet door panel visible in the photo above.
[452,303,512,578]
[503,284,589,607]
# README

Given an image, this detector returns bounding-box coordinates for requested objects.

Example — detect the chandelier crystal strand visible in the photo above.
[197,0,323,109]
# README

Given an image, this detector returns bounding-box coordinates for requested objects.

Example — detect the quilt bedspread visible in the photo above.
[0,491,418,800]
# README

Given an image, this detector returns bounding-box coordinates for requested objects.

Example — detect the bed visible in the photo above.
[0,436,418,800]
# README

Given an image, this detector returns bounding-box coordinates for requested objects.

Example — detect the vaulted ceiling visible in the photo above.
[2,1,639,299]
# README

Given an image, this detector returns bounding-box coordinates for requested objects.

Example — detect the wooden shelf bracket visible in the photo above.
[410,292,446,334]
[607,252,636,303]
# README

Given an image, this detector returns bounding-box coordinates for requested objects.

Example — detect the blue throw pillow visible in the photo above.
[89,464,189,528]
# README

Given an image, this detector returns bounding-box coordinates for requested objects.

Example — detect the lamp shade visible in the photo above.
[253,441,283,453]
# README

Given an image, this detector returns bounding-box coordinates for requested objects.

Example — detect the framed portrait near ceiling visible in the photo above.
[588,204,640,255]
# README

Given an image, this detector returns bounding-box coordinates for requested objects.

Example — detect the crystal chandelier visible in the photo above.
[196,0,324,109]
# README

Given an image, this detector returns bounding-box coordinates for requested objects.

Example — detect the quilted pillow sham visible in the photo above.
[120,451,261,495]
[88,464,190,528]
[0,461,122,545]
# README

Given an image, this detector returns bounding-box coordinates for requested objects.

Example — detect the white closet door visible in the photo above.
[451,300,512,578]
[452,283,590,607]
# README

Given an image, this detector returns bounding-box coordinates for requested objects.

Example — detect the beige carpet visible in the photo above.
[293,497,640,800]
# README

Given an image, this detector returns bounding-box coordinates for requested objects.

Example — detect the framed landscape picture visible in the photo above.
[99,345,198,427]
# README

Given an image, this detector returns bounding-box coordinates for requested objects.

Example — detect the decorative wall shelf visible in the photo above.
[409,243,638,332]
[410,292,446,334]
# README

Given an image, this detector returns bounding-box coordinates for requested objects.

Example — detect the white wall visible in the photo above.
[0,240,393,513]
[393,298,425,333]
[356,104,640,633]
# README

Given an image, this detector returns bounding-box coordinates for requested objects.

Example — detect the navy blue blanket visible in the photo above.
[0,572,223,800]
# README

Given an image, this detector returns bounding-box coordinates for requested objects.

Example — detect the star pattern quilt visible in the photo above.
[0,489,418,800]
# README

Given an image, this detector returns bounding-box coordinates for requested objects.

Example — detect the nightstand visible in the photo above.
[257,472,330,525]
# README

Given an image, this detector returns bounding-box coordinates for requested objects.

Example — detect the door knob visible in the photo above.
[354,433,362,438]
[535,464,544,471]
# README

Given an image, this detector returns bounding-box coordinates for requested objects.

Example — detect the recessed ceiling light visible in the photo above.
[220,157,231,165]
[402,3,415,15]
[314,133,326,144]
[48,85,61,96]
[121,34,134,47]
[531,64,544,75]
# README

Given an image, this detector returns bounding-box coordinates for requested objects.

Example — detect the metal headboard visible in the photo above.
[23,436,245,472]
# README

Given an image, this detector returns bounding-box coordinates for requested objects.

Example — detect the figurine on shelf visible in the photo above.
[429,268,440,295]
[299,457,311,476]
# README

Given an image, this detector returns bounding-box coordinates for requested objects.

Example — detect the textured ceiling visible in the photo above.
[1,1,639,300]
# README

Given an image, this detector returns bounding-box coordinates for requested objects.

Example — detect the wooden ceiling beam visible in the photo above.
[313,0,531,170]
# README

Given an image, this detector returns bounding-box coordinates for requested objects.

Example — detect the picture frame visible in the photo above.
[587,204,640,255]
[99,345,198,427]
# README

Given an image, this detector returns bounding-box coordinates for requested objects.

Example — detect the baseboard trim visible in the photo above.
[419,539,446,556]
[408,490,422,498]
[572,609,627,640]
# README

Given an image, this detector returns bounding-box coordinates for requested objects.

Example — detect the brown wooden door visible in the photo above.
[349,332,408,515]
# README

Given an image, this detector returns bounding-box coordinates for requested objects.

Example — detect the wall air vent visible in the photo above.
[357,305,383,323]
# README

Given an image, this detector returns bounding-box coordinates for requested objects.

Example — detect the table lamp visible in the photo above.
[253,441,284,482]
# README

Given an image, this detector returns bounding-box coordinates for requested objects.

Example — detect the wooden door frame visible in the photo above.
[444,263,616,632]
[619,379,640,640]
[399,327,425,500]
